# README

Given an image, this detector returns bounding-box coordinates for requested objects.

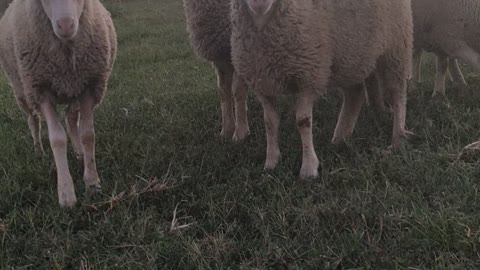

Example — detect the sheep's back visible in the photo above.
[330,0,413,86]
[412,0,480,54]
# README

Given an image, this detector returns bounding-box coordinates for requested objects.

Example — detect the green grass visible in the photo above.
[2,0,480,268]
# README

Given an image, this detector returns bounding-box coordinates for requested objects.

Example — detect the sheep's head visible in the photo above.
[40,0,85,40]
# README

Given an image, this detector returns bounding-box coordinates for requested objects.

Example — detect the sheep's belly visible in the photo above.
[47,76,92,104]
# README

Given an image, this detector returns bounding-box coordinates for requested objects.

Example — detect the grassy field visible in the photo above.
[2,0,480,269]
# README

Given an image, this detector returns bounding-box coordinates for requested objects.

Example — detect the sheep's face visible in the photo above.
[245,0,275,16]
[41,0,85,40]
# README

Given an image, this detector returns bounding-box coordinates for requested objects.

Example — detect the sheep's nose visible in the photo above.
[56,17,75,38]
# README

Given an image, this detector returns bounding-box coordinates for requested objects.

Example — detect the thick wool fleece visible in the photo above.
[230,0,412,178]
[183,0,250,142]
[413,0,480,57]
[183,0,231,61]
[0,0,117,113]
[231,0,413,98]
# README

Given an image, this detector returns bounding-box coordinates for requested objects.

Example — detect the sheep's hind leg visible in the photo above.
[448,58,468,95]
[379,55,410,150]
[65,103,83,160]
[79,94,101,193]
[452,44,480,71]
[296,94,319,179]
[26,112,45,158]
[365,72,389,112]
[40,99,77,208]
[332,83,365,145]
[213,61,235,140]
[433,54,449,98]
[232,72,250,142]
[17,96,45,157]
[258,95,281,171]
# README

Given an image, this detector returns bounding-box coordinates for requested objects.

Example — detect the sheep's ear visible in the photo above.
[246,0,274,16]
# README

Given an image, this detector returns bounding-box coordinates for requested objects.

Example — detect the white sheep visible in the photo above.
[412,0,477,97]
[412,50,466,97]
[231,0,413,179]
[183,0,250,142]
[0,0,117,207]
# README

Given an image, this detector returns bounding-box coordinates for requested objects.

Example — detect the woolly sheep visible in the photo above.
[183,0,250,142]
[231,0,413,179]
[411,0,478,97]
[0,0,117,207]
[412,50,466,97]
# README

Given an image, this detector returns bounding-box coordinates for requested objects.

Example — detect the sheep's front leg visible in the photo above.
[232,72,250,142]
[258,95,281,170]
[332,84,365,145]
[65,104,83,160]
[79,94,101,191]
[40,100,77,208]
[213,61,235,140]
[433,55,449,97]
[296,95,319,179]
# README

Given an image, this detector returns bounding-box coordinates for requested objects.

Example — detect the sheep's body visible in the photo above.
[412,0,480,96]
[0,0,117,207]
[231,0,412,178]
[183,0,249,141]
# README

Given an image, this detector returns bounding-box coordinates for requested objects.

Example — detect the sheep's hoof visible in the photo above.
[299,156,320,180]
[219,128,235,142]
[390,130,413,152]
[34,145,46,159]
[264,154,281,171]
[58,189,77,208]
[232,127,250,143]
[331,136,345,145]
[264,163,277,171]
[85,183,102,198]
[331,135,353,146]
[299,163,319,180]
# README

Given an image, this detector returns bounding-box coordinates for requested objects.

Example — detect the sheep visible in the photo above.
[411,0,478,97]
[231,0,413,179]
[412,51,466,95]
[183,0,250,142]
[0,0,117,207]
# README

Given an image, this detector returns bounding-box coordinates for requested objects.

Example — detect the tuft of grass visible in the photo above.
[1,0,480,268]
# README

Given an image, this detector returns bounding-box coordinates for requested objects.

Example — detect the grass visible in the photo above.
[1,0,480,268]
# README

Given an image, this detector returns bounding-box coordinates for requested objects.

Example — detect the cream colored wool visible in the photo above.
[0,0,117,207]
[183,0,249,141]
[231,0,413,179]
